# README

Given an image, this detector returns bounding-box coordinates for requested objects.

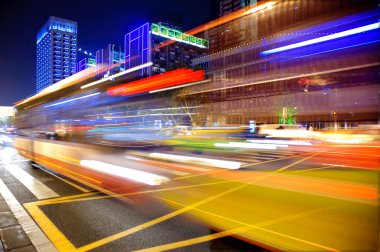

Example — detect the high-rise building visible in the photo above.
[36,16,78,93]
[219,0,256,16]
[124,22,208,77]
[95,44,124,76]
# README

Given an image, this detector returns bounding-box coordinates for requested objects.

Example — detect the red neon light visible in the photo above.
[107,68,205,96]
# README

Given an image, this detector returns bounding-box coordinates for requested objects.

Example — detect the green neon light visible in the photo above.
[151,23,209,49]
[88,58,96,66]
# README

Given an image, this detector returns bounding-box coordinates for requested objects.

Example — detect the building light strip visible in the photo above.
[80,62,153,89]
[44,92,100,108]
[260,22,380,55]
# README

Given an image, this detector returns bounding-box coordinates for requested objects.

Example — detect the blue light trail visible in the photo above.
[260,22,380,55]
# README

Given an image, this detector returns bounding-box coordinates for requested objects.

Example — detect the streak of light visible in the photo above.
[35,157,101,184]
[80,160,169,186]
[44,92,100,108]
[80,62,153,89]
[124,155,190,176]
[15,66,97,107]
[36,165,91,193]
[277,39,380,63]
[103,112,195,120]
[260,22,380,55]
[107,68,204,96]
[148,79,211,94]
[247,139,312,146]
[215,142,278,150]
[148,152,242,169]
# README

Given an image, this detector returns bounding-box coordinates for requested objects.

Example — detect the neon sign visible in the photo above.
[151,23,209,49]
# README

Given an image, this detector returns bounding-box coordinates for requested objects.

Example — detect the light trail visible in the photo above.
[260,22,380,55]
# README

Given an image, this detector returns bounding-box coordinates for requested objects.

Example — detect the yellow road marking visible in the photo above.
[76,153,318,251]
[40,166,91,193]
[135,226,253,252]
[24,202,77,252]
[35,180,238,205]
[33,192,99,205]
[136,196,340,252]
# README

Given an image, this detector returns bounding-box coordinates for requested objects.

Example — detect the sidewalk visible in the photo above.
[0,194,36,252]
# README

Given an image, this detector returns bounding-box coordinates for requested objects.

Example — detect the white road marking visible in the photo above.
[0,179,58,252]
[4,164,59,199]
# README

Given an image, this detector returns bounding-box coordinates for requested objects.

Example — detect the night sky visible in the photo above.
[0,0,220,106]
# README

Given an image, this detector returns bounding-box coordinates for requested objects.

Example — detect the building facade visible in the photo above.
[36,16,78,93]
[124,22,208,77]
[219,0,257,16]
[186,0,379,128]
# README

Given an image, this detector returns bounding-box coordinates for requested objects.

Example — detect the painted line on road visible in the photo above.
[0,179,58,252]
[137,196,340,252]
[76,153,319,251]
[4,164,59,199]
[37,164,92,193]
[24,201,77,252]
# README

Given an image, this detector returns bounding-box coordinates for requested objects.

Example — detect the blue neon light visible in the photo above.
[45,92,100,108]
[260,22,380,55]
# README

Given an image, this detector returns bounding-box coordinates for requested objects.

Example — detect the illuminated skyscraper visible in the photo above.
[36,16,78,93]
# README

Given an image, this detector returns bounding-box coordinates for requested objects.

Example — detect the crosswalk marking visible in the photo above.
[4,164,59,199]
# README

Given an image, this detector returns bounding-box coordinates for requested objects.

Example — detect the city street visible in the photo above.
[0,137,378,251]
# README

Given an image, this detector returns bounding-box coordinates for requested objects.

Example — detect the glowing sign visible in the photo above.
[88,58,96,66]
[151,23,209,49]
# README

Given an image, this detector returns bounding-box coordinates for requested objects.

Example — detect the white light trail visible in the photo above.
[149,153,242,169]
[44,92,100,108]
[247,139,312,146]
[215,142,277,150]
[80,160,169,186]
[81,62,153,89]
